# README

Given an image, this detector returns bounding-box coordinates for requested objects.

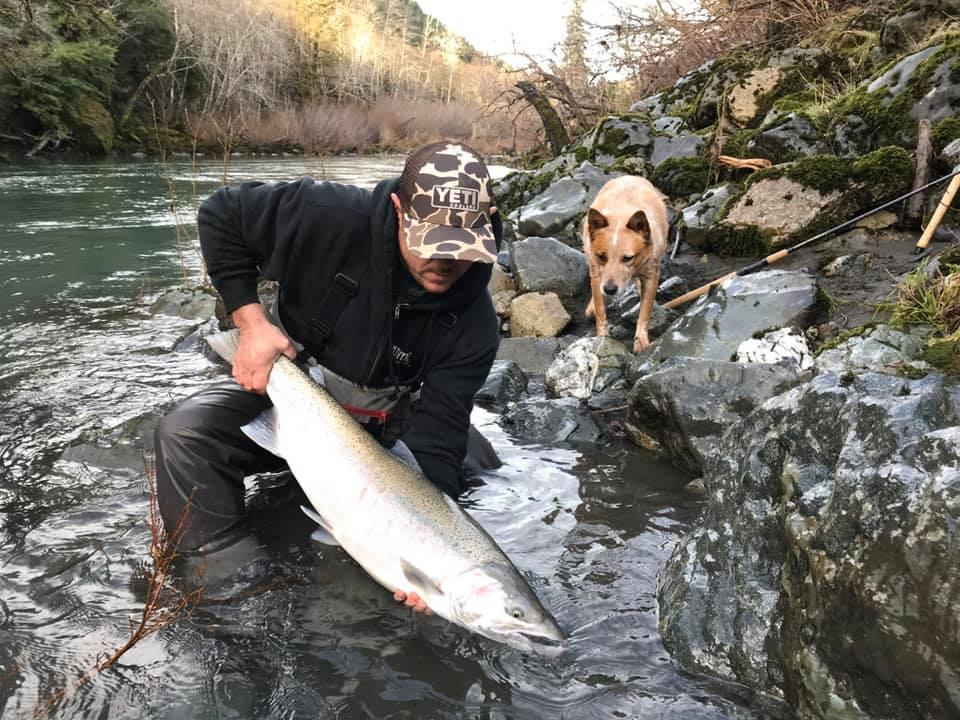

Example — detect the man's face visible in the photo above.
[392,193,474,294]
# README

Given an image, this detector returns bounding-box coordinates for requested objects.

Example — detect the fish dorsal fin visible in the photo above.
[300,505,339,546]
[400,558,444,597]
[241,407,283,457]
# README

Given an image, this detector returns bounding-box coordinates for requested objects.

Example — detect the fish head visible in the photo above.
[447,563,566,653]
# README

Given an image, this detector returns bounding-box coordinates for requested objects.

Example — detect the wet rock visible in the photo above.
[476,360,528,405]
[682,184,738,250]
[751,113,822,163]
[496,336,575,376]
[501,397,602,444]
[658,369,960,719]
[627,357,810,474]
[545,337,631,400]
[509,292,571,338]
[149,286,218,320]
[650,133,706,168]
[735,328,813,371]
[517,162,618,239]
[511,236,589,297]
[611,300,679,344]
[820,253,875,277]
[814,324,930,376]
[638,270,818,367]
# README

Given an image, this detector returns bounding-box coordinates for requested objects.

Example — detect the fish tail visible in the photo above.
[205,330,241,364]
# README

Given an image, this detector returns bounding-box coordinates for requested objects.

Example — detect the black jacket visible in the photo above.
[197,176,502,497]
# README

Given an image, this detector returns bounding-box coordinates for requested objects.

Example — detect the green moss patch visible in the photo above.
[931,116,960,153]
[708,223,774,257]
[651,157,711,196]
[922,338,960,377]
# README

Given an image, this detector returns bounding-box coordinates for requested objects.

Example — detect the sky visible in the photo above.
[415,0,629,66]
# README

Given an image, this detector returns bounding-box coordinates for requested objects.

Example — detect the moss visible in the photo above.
[708,223,774,257]
[651,157,711,196]
[573,145,591,163]
[814,321,877,355]
[931,116,960,153]
[922,338,960,376]
[720,128,759,157]
[850,145,913,192]
[595,126,629,156]
[830,35,960,146]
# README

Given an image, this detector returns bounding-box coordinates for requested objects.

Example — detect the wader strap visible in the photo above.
[308,249,369,351]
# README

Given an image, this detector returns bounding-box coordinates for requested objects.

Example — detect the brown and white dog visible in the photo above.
[583,176,669,352]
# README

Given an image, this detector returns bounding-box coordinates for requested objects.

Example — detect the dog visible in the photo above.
[583,176,669,353]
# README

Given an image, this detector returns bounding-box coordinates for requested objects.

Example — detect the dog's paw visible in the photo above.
[585,298,595,319]
[633,333,651,353]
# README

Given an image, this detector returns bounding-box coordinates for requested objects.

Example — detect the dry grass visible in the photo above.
[186,96,541,156]
[883,257,960,339]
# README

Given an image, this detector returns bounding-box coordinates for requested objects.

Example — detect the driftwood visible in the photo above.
[906,119,934,226]
[716,155,772,172]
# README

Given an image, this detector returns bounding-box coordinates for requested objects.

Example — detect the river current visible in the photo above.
[0,156,767,719]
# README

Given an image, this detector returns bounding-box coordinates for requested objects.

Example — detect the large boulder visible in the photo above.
[510,236,589,297]
[501,397,602,444]
[659,367,960,719]
[495,336,576,376]
[475,360,528,406]
[516,162,620,241]
[635,269,818,368]
[627,357,811,474]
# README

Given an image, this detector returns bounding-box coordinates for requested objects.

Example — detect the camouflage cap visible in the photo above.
[398,142,497,263]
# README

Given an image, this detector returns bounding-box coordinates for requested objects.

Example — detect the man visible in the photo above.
[155,142,503,613]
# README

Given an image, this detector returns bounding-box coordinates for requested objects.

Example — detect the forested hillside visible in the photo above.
[0,0,525,156]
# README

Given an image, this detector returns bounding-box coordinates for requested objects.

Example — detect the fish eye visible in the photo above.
[510,607,524,619]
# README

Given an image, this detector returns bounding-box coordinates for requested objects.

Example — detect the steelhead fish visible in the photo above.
[205,330,565,652]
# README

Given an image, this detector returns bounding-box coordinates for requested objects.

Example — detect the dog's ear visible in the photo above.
[587,208,608,235]
[627,210,651,238]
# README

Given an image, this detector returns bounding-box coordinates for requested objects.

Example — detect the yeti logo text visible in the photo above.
[433,186,479,211]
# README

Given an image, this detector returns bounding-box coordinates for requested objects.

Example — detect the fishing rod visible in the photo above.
[664,165,960,310]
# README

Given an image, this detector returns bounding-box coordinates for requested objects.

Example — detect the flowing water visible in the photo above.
[0,156,769,719]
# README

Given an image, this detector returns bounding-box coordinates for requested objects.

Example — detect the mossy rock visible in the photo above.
[829,36,960,148]
[651,156,711,197]
[709,223,775,257]
[922,338,960,376]
[932,116,960,153]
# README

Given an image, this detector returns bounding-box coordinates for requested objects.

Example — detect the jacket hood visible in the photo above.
[371,177,502,314]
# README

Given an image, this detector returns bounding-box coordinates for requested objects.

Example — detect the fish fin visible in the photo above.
[205,330,241,364]
[241,407,283,457]
[306,365,327,387]
[400,558,444,597]
[300,505,339,546]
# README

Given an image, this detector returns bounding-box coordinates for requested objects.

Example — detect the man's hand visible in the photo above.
[394,590,432,615]
[230,304,297,393]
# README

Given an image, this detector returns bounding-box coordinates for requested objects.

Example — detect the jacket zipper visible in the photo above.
[364,300,408,385]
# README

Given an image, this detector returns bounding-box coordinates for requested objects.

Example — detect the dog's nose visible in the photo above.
[603,283,618,296]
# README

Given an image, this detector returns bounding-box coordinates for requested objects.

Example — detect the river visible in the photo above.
[0,156,769,719]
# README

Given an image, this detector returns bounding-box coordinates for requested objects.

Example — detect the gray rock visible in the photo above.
[627,357,810,474]
[866,44,941,98]
[501,397,602,444]
[590,116,654,166]
[149,286,218,320]
[831,114,872,157]
[751,113,822,163]
[653,116,685,135]
[659,369,960,718]
[814,324,929,376]
[909,55,960,126]
[511,236,589,297]
[735,328,813,370]
[475,360,528,405]
[641,270,818,366]
[545,337,631,400]
[650,133,705,168]
[517,162,619,238]
[630,92,666,117]
[682,184,737,250]
[496,336,576,376]
[940,139,960,169]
